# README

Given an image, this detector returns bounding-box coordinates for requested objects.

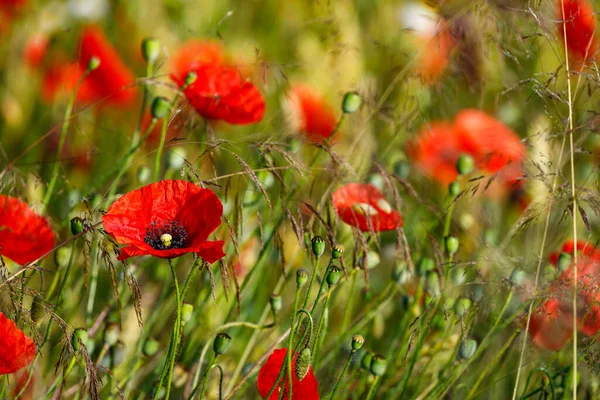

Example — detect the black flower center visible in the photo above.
[144,219,187,250]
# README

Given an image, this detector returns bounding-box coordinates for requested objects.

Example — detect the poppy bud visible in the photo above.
[459,338,477,360]
[509,269,526,286]
[370,354,387,376]
[71,217,84,235]
[143,338,160,357]
[104,323,120,346]
[327,266,342,286]
[393,159,411,179]
[456,154,474,175]
[311,236,325,257]
[54,246,72,267]
[72,328,89,351]
[141,37,160,63]
[361,351,373,370]
[31,296,44,323]
[87,56,101,71]
[332,244,344,259]
[342,92,361,113]
[448,181,461,197]
[454,297,472,317]
[213,333,232,355]
[444,236,459,255]
[557,252,572,272]
[181,303,194,323]
[151,96,171,120]
[352,334,365,350]
[296,268,309,287]
[137,166,151,184]
[425,272,441,296]
[295,348,312,381]
[184,71,197,87]
[270,294,282,313]
[416,257,435,276]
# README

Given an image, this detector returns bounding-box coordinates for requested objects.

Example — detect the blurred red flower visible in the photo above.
[12,371,35,400]
[528,299,573,351]
[23,33,48,68]
[332,183,403,232]
[0,195,54,265]
[257,348,319,400]
[102,180,225,262]
[170,40,226,79]
[283,85,339,144]
[557,0,598,65]
[0,312,36,375]
[418,24,455,84]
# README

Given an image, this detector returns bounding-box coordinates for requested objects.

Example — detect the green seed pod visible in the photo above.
[352,335,365,351]
[332,244,344,259]
[416,257,435,276]
[151,96,170,120]
[425,272,441,296]
[70,217,84,235]
[510,269,526,286]
[184,71,197,86]
[557,252,572,272]
[87,56,101,71]
[327,266,342,287]
[270,294,282,313]
[370,354,387,376]
[342,92,361,113]
[295,348,312,381]
[296,268,309,287]
[54,246,72,267]
[213,333,232,355]
[72,328,89,351]
[459,339,477,360]
[444,236,459,255]
[181,303,194,323]
[361,352,373,370]
[104,323,120,346]
[141,37,160,63]
[393,159,410,179]
[448,181,461,197]
[143,338,160,357]
[456,154,474,175]
[454,297,472,317]
[311,236,325,257]
[471,284,484,303]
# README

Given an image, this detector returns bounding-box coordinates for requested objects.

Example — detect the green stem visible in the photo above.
[312,289,332,369]
[197,354,219,399]
[365,376,380,400]
[329,349,357,399]
[310,259,333,312]
[286,286,301,400]
[302,255,321,310]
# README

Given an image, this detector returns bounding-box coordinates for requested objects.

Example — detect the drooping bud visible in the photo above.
[370,354,387,376]
[557,252,572,272]
[311,236,325,257]
[151,96,171,120]
[141,37,160,64]
[327,266,342,287]
[352,335,365,351]
[456,154,474,175]
[213,333,232,355]
[416,257,435,276]
[295,348,312,381]
[448,181,461,197]
[72,328,89,351]
[332,244,344,259]
[143,338,160,357]
[444,236,459,255]
[87,56,100,71]
[270,294,282,313]
[361,352,373,370]
[459,338,477,360]
[454,297,472,317]
[181,303,194,323]
[342,92,361,114]
[70,217,84,235]
[296,268,309,287]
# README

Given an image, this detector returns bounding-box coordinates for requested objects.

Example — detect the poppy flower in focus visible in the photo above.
[0,195,54,265]
[257,348,319,400]
[283,85,339,144]
[332,183,403,232]
[102,180,225,262]
[528,299,573,350]
[557,0,598,65]
[0,312,36,375]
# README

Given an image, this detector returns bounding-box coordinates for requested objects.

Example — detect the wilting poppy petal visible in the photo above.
[0,195,54,265]
[332,183,403,232]
[557,0,598,65]
[0,312,36,375]
[283,85,339,144]
[102,180,225,262]
[257,348,319,400]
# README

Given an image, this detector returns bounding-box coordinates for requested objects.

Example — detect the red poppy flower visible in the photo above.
[23,33,48,68]
[283,85,339,144]
[332,183,403,232]
[418,24,455,84]
[102,180,225,262]
[0,195,54,265]
[170,40,225,79]
[257,348,319,400]
[528,299,573,350]
[557,0,598,65]
[0,312,36,375]
[12,371,34,400]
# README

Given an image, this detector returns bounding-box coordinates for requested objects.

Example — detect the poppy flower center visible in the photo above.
[144,219,187,250]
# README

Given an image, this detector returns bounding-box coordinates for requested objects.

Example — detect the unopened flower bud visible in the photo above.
[270,294,282,313]
[454,297,472,317]
[456,154,474,175]
[510,269,526,286]
[72,328,89,351]
[54,246,72,267]
[342,92,361,113]
[416,257,435,276]
[71,217,84,235]
[557,252,572,272]
[104,323,120,346]
[459,338,477,360]
[449,181,461,197]
[141,37,160,63]
[352,335,365,351]
[361,352,373,370]
[370,354,387,376]
[30,297,44,324]
[425,272,441,296]
[143,338,160,357]
[295,348,312,381]
[296,268,309,287]
[213,333,231,355]
[184,71,197,87]
[87,56,100,71]
[311,236,325,257]
[151,96,170,120]
[332,244,344,259]
[181,303,194,323]
[327,266,342,286]
[444,236,459,255]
